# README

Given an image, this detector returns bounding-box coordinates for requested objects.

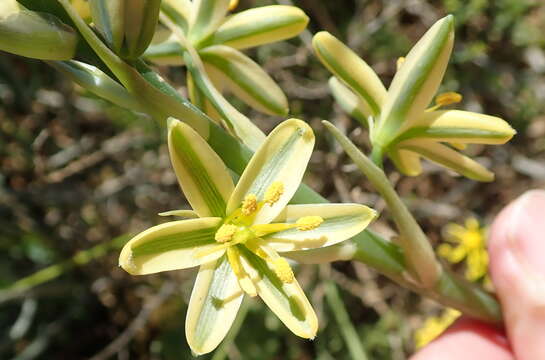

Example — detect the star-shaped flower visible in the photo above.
[313,15,516,181]
[145,0,308,118]
[119,118,376,355]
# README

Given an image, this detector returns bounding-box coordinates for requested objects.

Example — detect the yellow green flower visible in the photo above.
[119,118,376,355]
[414,308,461,348]
[145,0,309,118]
[313,15,515,181]
[438,218,489,282]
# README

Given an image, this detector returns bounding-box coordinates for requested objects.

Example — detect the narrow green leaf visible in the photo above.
[210,5,308,50]
[0,10,77,60]
[161,0,192,34]
[49,60,143,111]
[201,45,288,116]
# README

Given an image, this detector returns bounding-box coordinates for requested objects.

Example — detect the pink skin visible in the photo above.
[412,190,545,360]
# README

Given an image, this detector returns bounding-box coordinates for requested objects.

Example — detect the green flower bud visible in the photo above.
[89,0,161,60]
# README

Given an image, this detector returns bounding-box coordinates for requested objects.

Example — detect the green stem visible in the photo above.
[325,281,368,360]
[370,146,384,169]
[323,120,440,288]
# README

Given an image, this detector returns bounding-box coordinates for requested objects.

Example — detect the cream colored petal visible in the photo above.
[398,139,494,182]
[188,0,230,46]
[119,217,224,275]
[201,45,288,116]
[400,110,516,144]
[186,255,244,355]
[328,77,373,127]
[388,148,423,176]
[227,119,315,224]
[239,247,318,338]
[374,15,454,148]
[211,5,308,50]
[158,209,199,218]
[161,0,192,34]
[313,31,386,116]
[266,204,377,252]
[168,119,234,217]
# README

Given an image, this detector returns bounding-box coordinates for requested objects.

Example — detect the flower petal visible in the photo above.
[266,204,377,252]
[313,31,386,116]
[238,247,318,338]
[328,77,373,128]
[201,45,288,116]
[188,0,230,47]
[388,148,423,176]
[398,139,494,181]
[161,0,192,34]
[168,119,234,217]
[119,217,224,275]
[227,119,315,224]
[398,110,516,144]
[186,255,244,355]
[210,5,308,50]
[374,15,454,148]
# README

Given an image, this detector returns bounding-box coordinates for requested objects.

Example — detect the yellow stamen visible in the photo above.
[241,194,258,216]
[194,242,232,259]
[228,0,239,11]
[296,216,324,231]
[215,224,237,243]
[435,92,462,107]
[396,56,405,71]
[227,247,257,297]
[264,182,284,205]
[273,258,294,283]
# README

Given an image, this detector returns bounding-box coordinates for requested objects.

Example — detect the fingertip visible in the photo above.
[411,317,513,360]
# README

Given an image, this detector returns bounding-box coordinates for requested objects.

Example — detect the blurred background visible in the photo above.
[1,0,544,359]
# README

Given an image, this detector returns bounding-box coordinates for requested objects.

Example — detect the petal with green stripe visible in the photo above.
[186,255,243,355]
[388,148,423,176]
[227,119,315,225]
[201,45,288,116]
[239,247,317,338]
[374,15,454,148]
[398,139,494,181]
[266,204,377,252]
[119,217,223,275]
[313,31,386,116]
[168,119,234,217]
[189,0,230,47]
[398,110,516,144]
[161,0,192,34]
[210,5,308,50]
[328,77,373,128]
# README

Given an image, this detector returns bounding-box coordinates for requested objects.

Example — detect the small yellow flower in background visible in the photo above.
[438,218,489,282]
[118,118,377,355]
[414,308,461,348]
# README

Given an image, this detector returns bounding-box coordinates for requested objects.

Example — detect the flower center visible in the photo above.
[195,182,325,295]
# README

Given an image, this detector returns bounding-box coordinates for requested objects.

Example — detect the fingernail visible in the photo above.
[506,190,545,276]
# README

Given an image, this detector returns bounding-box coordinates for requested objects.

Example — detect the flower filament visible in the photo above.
[195,182,324,295]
